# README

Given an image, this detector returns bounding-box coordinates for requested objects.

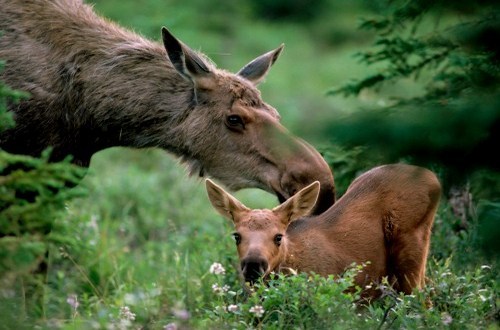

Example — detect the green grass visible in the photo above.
[1,1,498,329]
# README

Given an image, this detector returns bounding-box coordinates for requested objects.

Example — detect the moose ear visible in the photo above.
[206,179,250,223]
[161,27,215,89]
[237,44,284,85]
[272,181,320,224]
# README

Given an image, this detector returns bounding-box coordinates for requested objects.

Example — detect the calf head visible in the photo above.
[206,179,320,284]
[163,28,335,214]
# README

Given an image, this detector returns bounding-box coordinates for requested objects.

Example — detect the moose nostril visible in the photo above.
[241,259,269,283]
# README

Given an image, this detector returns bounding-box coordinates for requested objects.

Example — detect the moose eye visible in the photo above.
[232,233,242,245]
[226,115,244,130]
[274,234,283,246]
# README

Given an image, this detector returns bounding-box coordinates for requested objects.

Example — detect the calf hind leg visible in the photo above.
[390,226,432,294]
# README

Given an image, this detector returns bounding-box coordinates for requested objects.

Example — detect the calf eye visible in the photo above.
[232,233,242,245]
[274,234,283,246]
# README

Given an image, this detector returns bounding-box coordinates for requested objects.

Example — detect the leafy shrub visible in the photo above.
[202,263,366,329]
[197,258,497,329]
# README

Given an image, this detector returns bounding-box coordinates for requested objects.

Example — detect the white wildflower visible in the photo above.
[66,294,79,310]
[441,312,453,326]
[212,283,230,294]
[227,304,239,313]
[209,262,226,275]
[249,305,265,317]
[163,323,177,330]
[172,308,190,320]
[119,306,136,321]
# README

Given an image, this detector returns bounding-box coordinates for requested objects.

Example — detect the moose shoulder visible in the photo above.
[206,164,441,296]
[0,0,335,215]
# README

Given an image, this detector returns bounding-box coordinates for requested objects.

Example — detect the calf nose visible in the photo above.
[241,257,268,284]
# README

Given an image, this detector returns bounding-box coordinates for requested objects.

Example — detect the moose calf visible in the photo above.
[206,164,441,296]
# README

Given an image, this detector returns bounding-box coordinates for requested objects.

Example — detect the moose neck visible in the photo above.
[77,45,198,157]
[0,1,198,166]
[2,41,197,167]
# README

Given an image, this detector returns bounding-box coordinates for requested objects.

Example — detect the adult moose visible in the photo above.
[206,164,441,296]
[0,0,335,215]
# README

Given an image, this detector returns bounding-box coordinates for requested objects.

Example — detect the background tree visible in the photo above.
[324,0,499,259]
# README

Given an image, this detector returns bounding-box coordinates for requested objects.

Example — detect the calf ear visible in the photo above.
[162,27,215,90]
[237,44,284,85]
[273,181,320,224]
[206,179,250,223]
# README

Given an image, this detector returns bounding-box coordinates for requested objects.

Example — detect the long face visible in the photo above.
[206,179,320,284]
[163,28,335,215]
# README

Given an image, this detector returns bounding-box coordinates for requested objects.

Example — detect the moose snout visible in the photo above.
[241,257,268,284]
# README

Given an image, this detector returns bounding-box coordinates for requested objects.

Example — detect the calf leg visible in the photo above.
[390,223,432,294]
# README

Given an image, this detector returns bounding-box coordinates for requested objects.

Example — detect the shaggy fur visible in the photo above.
[0,0,335,214]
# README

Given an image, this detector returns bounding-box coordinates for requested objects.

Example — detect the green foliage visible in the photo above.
[202,265,365,329]
[372,258,497,329]
[325,0,500,178]
[0,150,87,275]
[0,61,27,131]
[197,258,496,329]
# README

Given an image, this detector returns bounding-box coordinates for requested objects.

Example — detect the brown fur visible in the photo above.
[206,164,442,295]
[0,0,335,214]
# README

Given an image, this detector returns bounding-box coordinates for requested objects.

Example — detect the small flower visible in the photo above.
[163,323,177,330]
[212,283,230,294]
[441,312,453,326]
[172,308,190,320]
[66,294,79,310]
[209,262,226,275]
[227,304,239,313]
[249,305,265,318]
[119,306,136,321]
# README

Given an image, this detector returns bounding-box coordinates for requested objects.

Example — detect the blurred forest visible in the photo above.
[1,0,498,328]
